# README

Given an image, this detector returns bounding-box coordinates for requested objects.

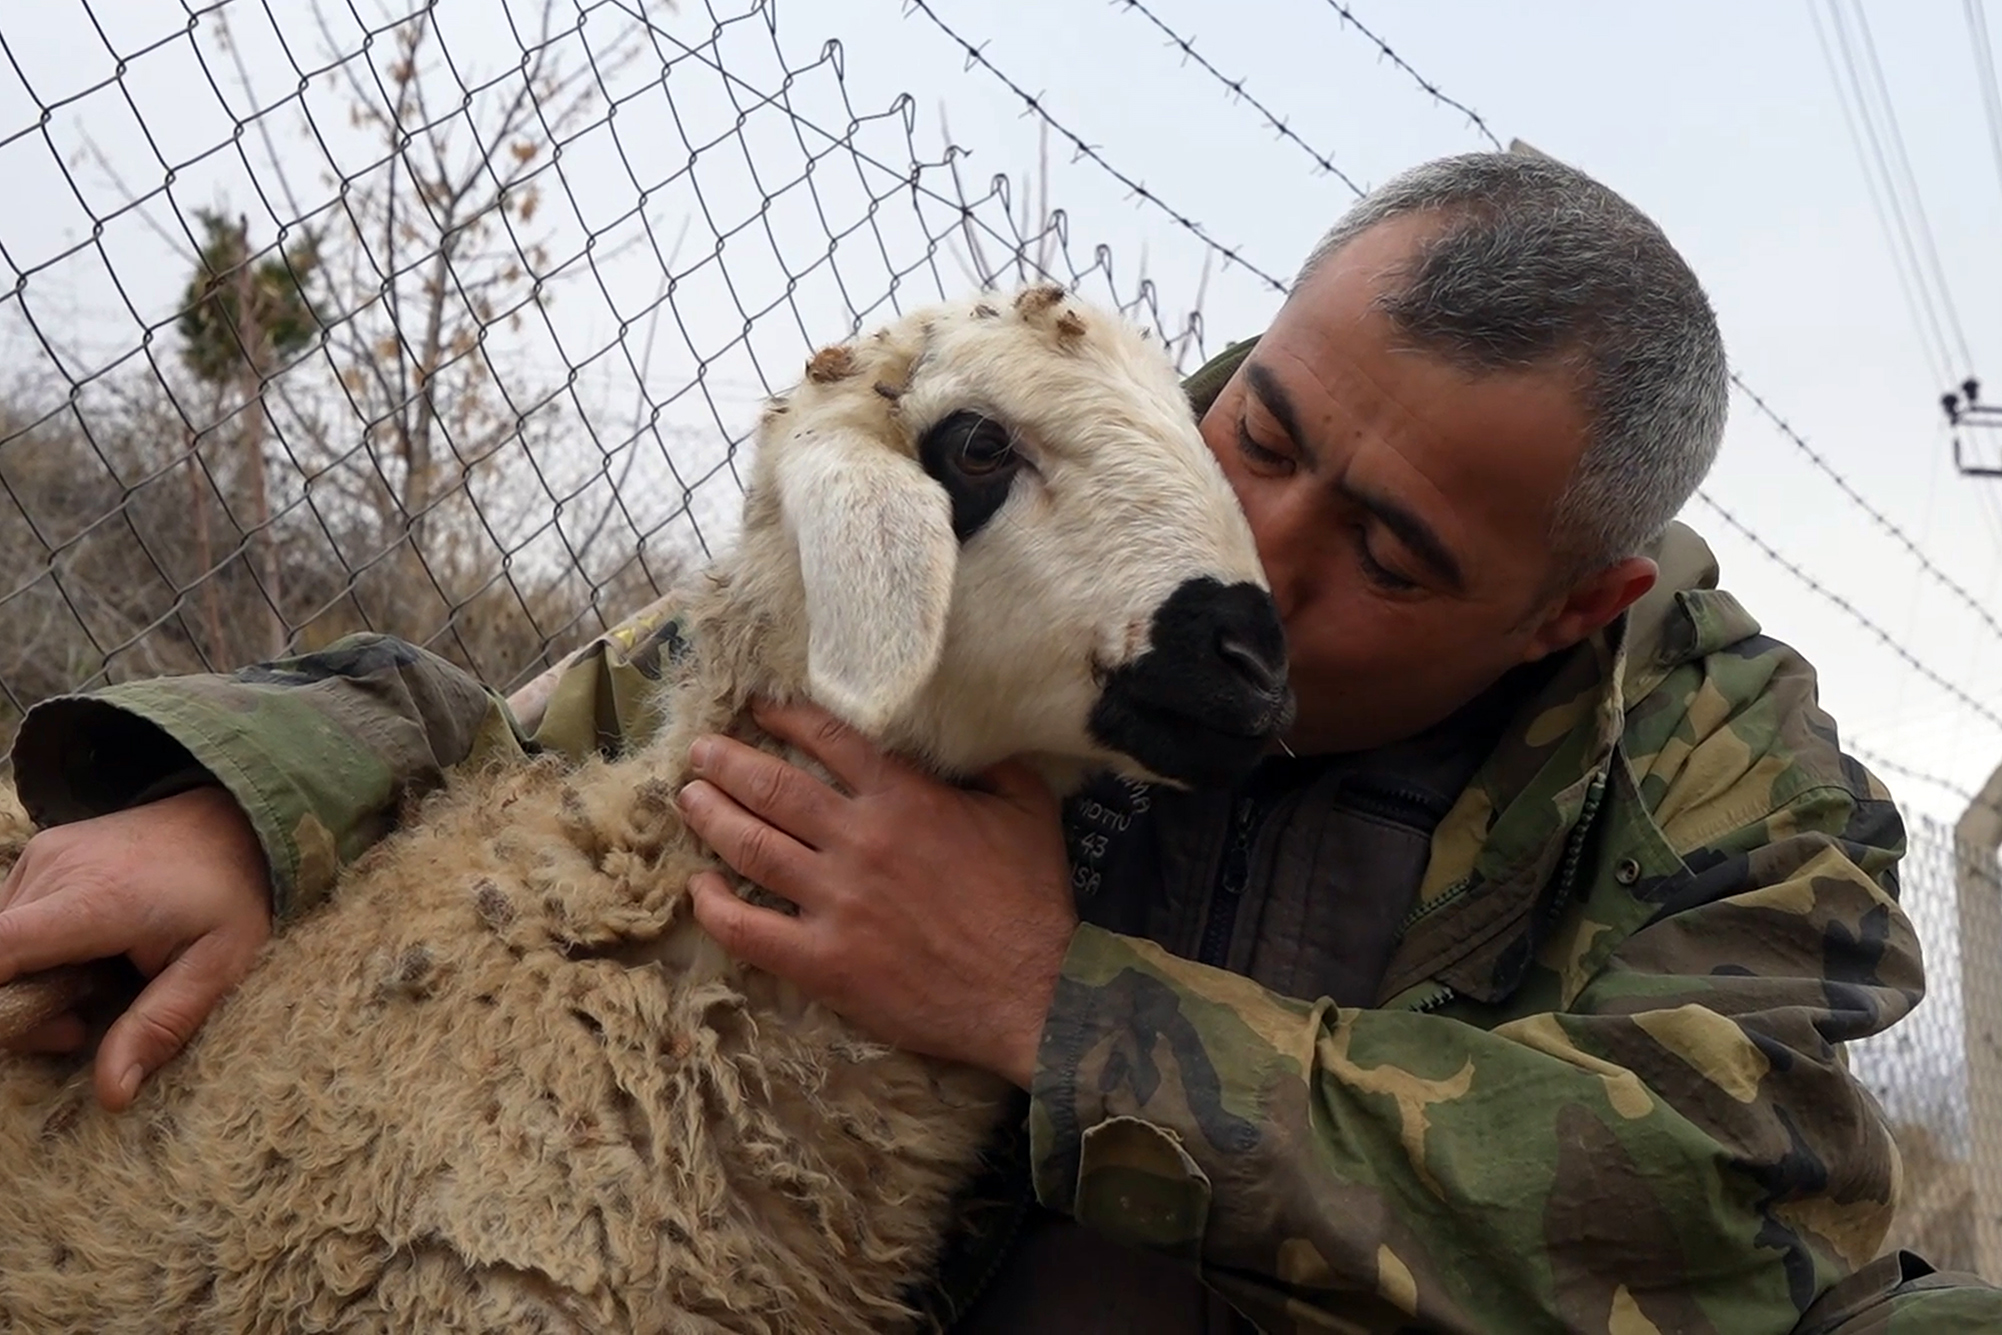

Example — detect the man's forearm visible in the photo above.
[12,634,512,919]
[1028,913,1909,1335]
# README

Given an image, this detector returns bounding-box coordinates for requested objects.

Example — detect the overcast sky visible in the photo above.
[5,0,2002,838]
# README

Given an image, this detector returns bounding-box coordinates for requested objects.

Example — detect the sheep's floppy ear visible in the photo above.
[773,432,957,734]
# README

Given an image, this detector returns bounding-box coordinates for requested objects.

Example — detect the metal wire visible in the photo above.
[1310,0,1504,152]
[900,0,1291,295]
[1,5,1996,1272]
[1730,372,2002,650]
[1109,0,1367,198]
[1693,490,2002,734]
[1849,813,1997,1275]
[0,0,1206,733]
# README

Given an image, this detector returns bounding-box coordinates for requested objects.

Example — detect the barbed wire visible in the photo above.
[1314,1,1505,152]
[1850,739,1986,810]
[1694,491,2002,734]
[1058,0,2002,742]
[1729,372,2002,648]
[899,0,1292,294]
[772,0,2002,847]
[16,0,2000,777]
[3,5,1991,1243]
[1108,0,1366,197]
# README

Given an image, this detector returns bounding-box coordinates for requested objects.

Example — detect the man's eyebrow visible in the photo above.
[1244,361,1308,455]
[1245,357,1467,593]
[1340,476,1468,594]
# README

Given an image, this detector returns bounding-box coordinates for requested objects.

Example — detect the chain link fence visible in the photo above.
[1851,813,2002,1277]
[3,0,1999,1284]
[0,0,1209,740]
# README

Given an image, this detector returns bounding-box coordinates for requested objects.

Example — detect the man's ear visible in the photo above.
[1522,556,1658,662]
[773,433,957,735]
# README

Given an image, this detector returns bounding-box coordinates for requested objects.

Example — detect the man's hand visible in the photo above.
[677,700,1078,1089]
[0,786,274,1111]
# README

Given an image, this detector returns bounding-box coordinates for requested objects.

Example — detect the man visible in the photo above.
[0,152,1986,1331]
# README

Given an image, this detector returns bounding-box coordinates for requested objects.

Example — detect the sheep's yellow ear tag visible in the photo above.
[773,435,957,734]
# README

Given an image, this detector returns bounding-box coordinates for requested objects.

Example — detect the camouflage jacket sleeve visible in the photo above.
[1027,636,1919,1332]
[11,597,690,922]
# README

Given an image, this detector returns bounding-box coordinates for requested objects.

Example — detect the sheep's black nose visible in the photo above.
[1180,578,1289,712]
[1217,627,1286,699]
[1088,577,1295,788]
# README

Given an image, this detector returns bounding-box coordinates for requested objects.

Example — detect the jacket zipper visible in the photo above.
[1336,773,1453,831]
[1543,769,1610,922]
[1198,771,1307,970]
[1388,765,1613,1015]
[1196,794,1263,968]
[1406,982,1458,1013]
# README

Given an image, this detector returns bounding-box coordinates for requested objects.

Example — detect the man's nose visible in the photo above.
[1260,558,1304,624]
[1247,518,1313,624]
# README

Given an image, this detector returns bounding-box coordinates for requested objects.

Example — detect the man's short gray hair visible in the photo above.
[1296,151,1728,579]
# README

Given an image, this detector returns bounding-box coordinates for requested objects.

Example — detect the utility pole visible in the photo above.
[1957,760,2002,1278]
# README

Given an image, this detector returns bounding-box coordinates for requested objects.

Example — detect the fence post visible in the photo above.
[1956,764,2002,1279]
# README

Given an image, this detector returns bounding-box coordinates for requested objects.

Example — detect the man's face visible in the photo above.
[1201,214,1629,754]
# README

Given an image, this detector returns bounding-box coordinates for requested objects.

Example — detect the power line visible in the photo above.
[1967,0,2002,206]
[1694,491,2002,735]
[1977,483,2002,558]
[1812,0,1967,386]
[1111,0,1366,197]
[1808,0,1956,389]
[1846,1,1977,377]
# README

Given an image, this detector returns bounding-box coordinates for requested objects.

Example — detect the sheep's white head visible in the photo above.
[748,284,1292,789]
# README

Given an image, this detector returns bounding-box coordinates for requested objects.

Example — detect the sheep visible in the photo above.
[0,284,1293,1334]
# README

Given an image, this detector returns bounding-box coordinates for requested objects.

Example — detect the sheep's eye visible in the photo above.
[919,410,1025,541]
[958,424,1015,474]
[930,412,1015,476]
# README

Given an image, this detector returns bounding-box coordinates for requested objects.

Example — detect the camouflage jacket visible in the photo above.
[8,342,1944,1333]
